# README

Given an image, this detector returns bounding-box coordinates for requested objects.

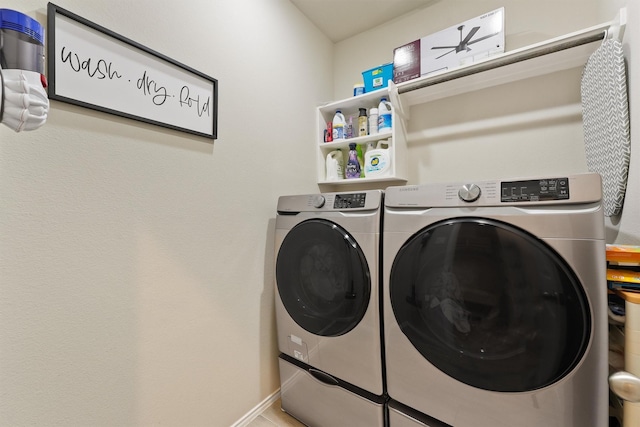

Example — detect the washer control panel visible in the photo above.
[333,193,367,209]
[501,177,569,202]
[385,174,601,208]
[277,190,381,213]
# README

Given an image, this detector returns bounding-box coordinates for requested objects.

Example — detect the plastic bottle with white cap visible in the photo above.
[377,97,392,133]
[332,110,346,140]
[325,150,344,181]
[368,108,378,136]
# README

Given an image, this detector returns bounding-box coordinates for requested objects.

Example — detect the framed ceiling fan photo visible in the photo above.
[420,7,505,77]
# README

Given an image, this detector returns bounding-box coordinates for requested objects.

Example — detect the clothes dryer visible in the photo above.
[275,190,386,426]
[383,174,607,427]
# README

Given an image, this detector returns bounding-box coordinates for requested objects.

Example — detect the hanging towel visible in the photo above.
[581,38,630,217]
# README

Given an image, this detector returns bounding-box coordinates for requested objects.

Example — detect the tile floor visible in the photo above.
[246,398,306,427]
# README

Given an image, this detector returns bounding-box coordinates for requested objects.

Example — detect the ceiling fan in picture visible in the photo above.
[431,25,500,59]
[419,8,504,77]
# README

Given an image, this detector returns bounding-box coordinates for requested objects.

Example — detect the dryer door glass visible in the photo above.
[390,217,591,392]
[276,219,371,337]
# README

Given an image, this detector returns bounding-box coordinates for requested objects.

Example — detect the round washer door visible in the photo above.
[390,217,591,392]
[276,219,371,337]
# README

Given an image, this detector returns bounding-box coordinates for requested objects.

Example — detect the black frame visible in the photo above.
[47,3,218,140]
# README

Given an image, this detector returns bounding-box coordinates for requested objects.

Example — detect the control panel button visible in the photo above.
[458,184,481,202]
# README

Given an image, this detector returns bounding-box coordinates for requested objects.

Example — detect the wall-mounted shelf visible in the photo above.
[389,21,614,119]
[315,12,625,188]
[316,91,408,187]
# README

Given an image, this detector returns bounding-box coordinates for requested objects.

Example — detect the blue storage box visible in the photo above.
[362,63,393,93]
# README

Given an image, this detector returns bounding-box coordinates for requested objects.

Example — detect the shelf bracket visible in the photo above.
[607,7,627,42]
[388,80,409,121]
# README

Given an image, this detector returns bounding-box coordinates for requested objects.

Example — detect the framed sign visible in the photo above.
[47,3,217,139]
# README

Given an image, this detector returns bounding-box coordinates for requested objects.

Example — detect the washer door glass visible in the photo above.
[390,218,591,392]
[277,219,371,337]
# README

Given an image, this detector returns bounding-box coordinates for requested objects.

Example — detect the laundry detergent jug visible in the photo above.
[325,150,344,181]
[364,140,391,178]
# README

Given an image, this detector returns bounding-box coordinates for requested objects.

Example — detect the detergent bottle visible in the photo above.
[332,110,346,140]
[325,150,344,181]
[345,143,361,179]
[377,98,392,133]
[356,144,365,178]
[364,140,392,178]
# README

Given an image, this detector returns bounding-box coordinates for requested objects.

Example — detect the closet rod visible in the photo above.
[397,31,606,95]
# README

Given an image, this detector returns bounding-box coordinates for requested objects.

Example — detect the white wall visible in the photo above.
[612,0,640,244]
[0,1,330,425]
[335,0,640,244]
[3,1,639,425]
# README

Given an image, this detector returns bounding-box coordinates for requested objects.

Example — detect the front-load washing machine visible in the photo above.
[275,190,386,426]
[383,173,607,427]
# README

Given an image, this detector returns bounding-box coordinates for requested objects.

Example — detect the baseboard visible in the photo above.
[230,389,281,427]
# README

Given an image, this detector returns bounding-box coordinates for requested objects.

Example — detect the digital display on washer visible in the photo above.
[334,193,367,209]
[501,177,569,202]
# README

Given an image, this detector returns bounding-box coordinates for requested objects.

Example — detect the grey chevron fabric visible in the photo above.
[581,38,630,217]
